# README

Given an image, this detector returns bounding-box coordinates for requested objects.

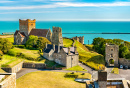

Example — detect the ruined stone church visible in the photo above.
[14,19,52,45]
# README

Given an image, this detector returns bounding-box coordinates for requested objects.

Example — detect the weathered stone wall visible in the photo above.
[52,26,63,46]
[98,81,107,88]
[72,36,84,44]
[0,73,16,88]
[66,54,79,68]
[43,50,54,61]
[53,49,67,66]
[119,58,130,67]
[23,63,46,69]
[19,19,36,35]
[1,62,23,73]
[46,29,52,42]
[105,44,119,66]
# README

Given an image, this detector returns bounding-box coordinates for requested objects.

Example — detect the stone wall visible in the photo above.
[119,58,130,67]
[0,73,16,88]
[22,63,46,69]
[66,54,79,68]
[72,36,84,44]
[1,62,23,73]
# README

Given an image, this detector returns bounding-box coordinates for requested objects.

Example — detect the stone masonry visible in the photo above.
[105,43,119,67]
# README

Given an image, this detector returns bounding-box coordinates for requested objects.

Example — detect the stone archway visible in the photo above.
[109,59,114,66]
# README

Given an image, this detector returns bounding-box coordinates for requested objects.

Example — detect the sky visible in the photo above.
[0,0,130,21]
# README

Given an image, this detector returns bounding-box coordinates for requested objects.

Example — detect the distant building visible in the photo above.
[72,36,84,44]
[105,43,119,67]
[14,19,52,45]
[43,27,79,68]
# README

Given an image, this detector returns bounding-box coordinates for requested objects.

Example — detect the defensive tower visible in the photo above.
[19,19,36,36]
[52,26,63,46]
[105,43,119,67]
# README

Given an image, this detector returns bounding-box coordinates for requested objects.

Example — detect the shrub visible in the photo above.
[7,50,17,56]
[14,45,25,48]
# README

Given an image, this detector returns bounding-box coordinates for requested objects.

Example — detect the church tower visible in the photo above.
[52,26,63,46]
[19,19,36,36]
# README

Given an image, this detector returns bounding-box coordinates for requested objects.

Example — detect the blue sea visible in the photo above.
[0,21,130,44]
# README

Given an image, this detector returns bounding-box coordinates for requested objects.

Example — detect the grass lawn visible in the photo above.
[16,71,86,88]
[111,68,119,74]
[1,55,23,68]
[65,65,87,71]
[6,37,14,43]
[63,38,73,47]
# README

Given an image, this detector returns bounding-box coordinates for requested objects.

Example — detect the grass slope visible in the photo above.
[63,38,105,70]
[16,71,86,88]
[0,68,6,73]
[65,65,87,71]
[63,38,73,47]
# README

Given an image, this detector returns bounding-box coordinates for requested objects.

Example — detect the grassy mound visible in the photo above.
[16,71,86,88]
[65,65,87,71]
[63,38,73,47]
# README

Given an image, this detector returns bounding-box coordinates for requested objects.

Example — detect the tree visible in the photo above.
[125,51,130,59]
[0,38,13,53]
[36,37,51,50]
[113,39,124,45]
[25,35,38,49]
[119,44,129,58]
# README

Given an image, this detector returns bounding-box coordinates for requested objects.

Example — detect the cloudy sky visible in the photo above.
[0,0,130,21]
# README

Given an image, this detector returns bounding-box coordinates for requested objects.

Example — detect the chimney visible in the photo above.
[74,46,78,54]
[53,44,55,51]
[46,43,48,49]
[68,47,70,54]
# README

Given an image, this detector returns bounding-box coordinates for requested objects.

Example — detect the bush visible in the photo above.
[14,45,25,48]
[7,50,17,56]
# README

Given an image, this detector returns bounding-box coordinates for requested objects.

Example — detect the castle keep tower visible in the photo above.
[52,26,63,46]
[105,43,119,67]
[19,19,36,36]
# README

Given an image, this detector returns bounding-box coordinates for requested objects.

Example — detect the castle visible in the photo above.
[72,36,84,44]
[14,19,79,68]
[14,19,52,45]
[43,27,79,68]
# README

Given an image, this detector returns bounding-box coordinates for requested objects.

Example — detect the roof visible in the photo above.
[29,29,49,37]
[44,44,77,55]
[14,30,26,37]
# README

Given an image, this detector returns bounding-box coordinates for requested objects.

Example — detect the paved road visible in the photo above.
[16,68,88,79]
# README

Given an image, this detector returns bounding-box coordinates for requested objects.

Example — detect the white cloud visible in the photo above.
[0,2,130,10]
[56,2,130,7]
[0,0,14,3]
[51,0,70,1]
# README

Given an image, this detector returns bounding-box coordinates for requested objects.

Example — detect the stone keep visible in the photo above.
[19,19,36,36]
[52,26,63,46]
[105,43,119,66]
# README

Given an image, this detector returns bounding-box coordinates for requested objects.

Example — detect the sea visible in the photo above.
[0,21,130,44]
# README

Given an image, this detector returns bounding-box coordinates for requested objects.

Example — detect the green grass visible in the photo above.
[111,68,119,74]
[63,38,73,47]
[1,55,23,68]
[65,65,87,71]
[85,45,94,51]
[16,71,86,88]
[6,37,14,43]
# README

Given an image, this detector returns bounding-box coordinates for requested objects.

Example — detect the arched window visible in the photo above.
[110,54,113,57]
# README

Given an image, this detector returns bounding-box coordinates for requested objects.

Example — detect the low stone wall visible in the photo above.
[0,73,16,88]
[1,62,23,73]
[22,63,46,69]
[119,58,130,67]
